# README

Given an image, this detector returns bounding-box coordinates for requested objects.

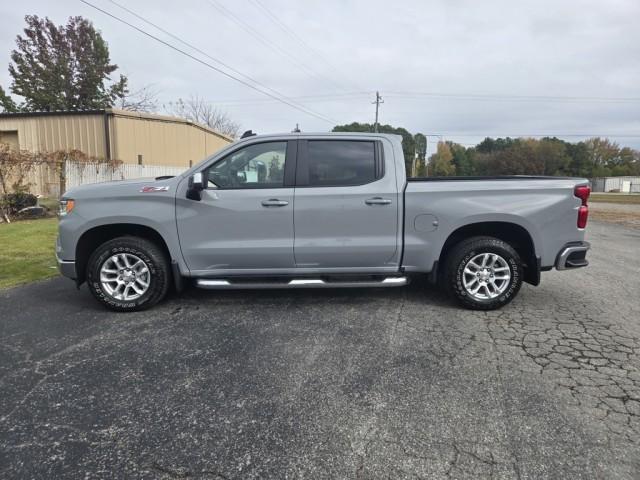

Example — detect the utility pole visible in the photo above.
[372,91,383,132]
[425,137,428,177]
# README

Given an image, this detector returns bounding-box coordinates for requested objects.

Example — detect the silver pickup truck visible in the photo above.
[56,132,591,311]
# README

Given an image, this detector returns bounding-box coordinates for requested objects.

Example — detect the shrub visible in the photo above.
[3,192,37,215]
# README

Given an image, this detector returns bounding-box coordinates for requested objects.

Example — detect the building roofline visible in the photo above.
[105,109,234,142]
[0,109,106,118]
[0,108,234,142]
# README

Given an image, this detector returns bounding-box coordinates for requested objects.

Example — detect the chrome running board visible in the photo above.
[196,276,409,290]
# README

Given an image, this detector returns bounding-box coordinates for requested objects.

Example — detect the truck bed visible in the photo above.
[401,175,589,273]
[407,175,581,182]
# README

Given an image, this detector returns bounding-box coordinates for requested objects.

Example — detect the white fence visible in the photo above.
[65,162,186,191]
[22,162,186,198]
[591,176,640,193]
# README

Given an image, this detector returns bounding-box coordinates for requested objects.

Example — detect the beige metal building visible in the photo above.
[0,108,233,167]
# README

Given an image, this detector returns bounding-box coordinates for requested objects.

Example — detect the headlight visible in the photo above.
[59,199,75,216]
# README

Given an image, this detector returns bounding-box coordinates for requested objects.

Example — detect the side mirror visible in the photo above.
[187,172,205,201]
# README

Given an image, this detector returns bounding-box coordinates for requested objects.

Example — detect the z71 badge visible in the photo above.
[140,185,170,193]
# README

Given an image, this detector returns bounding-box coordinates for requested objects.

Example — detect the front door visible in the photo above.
[176,140,296,275]
[293,139,399,270]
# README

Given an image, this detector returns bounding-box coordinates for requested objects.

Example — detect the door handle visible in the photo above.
[365,197,392,205]
[261,199,289,207]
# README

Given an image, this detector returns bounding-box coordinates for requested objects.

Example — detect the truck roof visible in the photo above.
[235,131,403,143]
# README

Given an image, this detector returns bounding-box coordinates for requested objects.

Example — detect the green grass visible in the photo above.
[0,218,59,289]
[590,193,640,205]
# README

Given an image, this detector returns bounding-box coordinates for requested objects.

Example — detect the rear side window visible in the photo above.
[306,140,376,186]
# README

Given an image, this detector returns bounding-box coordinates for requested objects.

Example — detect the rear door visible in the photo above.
[293,138,399,270]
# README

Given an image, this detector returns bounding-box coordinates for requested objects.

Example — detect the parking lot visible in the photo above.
[1,220,639,479]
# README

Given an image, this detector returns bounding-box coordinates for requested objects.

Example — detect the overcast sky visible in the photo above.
[1,0,639,154]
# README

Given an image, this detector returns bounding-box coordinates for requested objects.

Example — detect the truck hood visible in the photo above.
[62,175,182,199]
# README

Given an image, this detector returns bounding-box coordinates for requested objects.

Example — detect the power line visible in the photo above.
[105,0,336,123]
[248,0,326,61]
[247,0,365,92]
[158,91,372,107]
[197,92,372,102]
[79,0,336,124]
[385,91,640,104]
[156,89,640,108]
[206,0,349,94]
[106,1,298,104]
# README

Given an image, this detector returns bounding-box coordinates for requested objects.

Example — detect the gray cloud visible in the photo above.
[1,0,638,154]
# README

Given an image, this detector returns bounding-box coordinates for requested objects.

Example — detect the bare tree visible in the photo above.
[118,84,159,113]
[165,96,240,138]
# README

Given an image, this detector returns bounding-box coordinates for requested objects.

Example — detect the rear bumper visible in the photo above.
[555,241,590,270]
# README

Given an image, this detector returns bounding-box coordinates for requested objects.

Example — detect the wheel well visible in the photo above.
[75,224,172,285]
[439,222,540,285]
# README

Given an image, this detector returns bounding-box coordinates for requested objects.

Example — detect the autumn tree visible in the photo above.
[489,139,543,175]
[537,138,572,176]
[582,137,640,177]
[475,137,517,154]
[413,133,427,176]
[2,15,127,111]
[328,123,640,178]
[429,142,456,176]
[448,141,474,176]
[611,147,640,176]
[565,141,591,177]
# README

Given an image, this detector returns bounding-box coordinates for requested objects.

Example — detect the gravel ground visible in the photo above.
[590,202,640,229]
[1,220,640,479]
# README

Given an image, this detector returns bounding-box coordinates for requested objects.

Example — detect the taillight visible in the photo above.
[574,185,590,204]
[574,185,590,229]
[577,206,588,229]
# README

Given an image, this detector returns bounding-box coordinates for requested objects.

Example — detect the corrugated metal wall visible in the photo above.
[0,110,232,168]
[111,113,230,166]
[0,113,106,157]
[1,110,232,197]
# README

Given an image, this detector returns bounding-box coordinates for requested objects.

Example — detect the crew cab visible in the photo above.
[56,132,591,311]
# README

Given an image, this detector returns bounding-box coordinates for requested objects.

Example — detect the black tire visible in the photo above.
[86,236,170,312]
[443,236,523,310]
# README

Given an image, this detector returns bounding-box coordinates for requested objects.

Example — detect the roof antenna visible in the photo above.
[241,130,257,139]
[292,123,301,133]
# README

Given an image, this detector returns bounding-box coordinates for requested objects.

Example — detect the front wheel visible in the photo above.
[86,237,170,312]
[443,236,523,310]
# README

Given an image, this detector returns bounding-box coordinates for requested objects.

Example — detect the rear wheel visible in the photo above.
[86,237,170,311]
[443,236,523,310]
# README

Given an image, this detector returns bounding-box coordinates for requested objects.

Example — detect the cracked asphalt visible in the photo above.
[1,220,640,479]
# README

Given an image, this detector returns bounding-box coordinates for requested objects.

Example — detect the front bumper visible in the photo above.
[56,252,76,279]
[555,241,590,270]
[56,236,76,279]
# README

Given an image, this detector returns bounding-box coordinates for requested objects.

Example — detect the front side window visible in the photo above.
[307,140,376,186]
[208,141,287,188]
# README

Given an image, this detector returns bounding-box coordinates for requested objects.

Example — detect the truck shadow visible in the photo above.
[172,275,456,309]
